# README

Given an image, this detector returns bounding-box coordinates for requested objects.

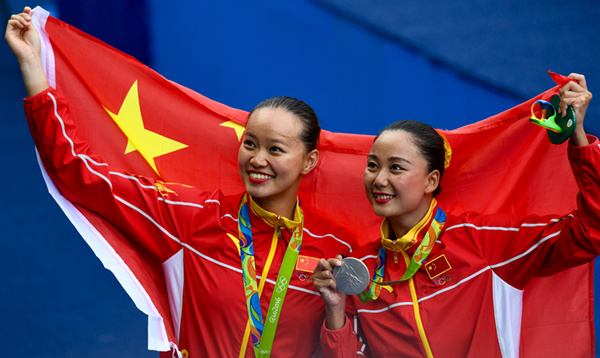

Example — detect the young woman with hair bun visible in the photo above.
[314,76,599,357]
[6,7,357,357]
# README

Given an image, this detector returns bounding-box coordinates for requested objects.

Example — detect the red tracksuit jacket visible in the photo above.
[321,135,600,358]
[25,88,358,357]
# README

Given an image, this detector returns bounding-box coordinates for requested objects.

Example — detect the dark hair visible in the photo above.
[375,120,446,196]
[249,96,321,151]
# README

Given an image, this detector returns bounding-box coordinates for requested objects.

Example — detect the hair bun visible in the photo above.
[437,131,452,170]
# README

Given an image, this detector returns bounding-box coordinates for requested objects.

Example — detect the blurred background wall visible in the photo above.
[1,0,598,356]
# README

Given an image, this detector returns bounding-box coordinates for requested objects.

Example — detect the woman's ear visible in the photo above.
[424,169,440,195]
[302,149,320,175]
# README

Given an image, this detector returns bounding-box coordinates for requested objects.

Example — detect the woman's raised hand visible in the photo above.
[314,255,347,330]
[5,7,40,63]
[559,73,593,146]
[5,6,49,97]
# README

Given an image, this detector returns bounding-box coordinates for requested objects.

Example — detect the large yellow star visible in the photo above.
[220,120,245,141]
[104,81,188,175]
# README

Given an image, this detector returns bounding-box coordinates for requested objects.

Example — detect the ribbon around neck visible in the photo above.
[358,199,446,303]
[237,194,304,357]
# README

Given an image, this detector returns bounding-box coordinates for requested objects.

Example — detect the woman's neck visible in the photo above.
[252,196,296,220]
[388,197,433,239]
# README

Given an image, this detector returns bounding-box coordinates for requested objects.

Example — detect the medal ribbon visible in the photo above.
[237,194,304,358]
[358,199,446,303]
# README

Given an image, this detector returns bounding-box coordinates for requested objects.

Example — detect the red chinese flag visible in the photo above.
[30,6,593,356]
[296,255,321,273]
[425,254,452,279]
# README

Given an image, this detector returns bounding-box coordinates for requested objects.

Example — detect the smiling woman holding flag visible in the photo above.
[6,7,357,357]
[313,75,600,357]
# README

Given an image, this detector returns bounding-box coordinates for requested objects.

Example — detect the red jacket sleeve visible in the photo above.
[320,297,369,358]
[24,88,195,261]
[538,135,600,274]
[321,315,359,358]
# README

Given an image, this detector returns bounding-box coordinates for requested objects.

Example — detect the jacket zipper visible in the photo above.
[400,249,434,358]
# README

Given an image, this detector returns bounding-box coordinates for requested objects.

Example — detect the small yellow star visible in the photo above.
[220,120,246,141]
[104,81,188,175]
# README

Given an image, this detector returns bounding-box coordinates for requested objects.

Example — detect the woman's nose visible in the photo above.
[373,171,389,188]
[249,150,268,167]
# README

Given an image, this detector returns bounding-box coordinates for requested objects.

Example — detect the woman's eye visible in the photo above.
[244,140,256,148]
[367,162,378,170]
[270,146,283,152]
[391,164,404,171]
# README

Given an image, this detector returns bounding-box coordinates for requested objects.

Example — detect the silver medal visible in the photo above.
[333,257,370,295]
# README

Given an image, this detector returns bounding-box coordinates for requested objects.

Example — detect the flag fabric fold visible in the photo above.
[28,6,593,356]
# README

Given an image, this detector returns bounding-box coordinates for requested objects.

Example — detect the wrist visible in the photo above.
[324,302,347,330]
[325,312,346,330]
[19,56,50,97]
[571,126,589,147]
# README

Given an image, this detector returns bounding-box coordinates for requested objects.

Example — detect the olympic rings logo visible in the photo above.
[296,271,313,282]
[276,276,288,293]
[433,274,452,286]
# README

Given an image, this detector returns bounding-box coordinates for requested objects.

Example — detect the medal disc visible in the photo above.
[333,257,370,295]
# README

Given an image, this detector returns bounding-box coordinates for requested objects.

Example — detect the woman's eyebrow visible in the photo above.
[388,156,412,165]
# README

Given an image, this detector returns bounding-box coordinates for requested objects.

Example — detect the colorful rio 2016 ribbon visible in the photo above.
[237,194,304,358]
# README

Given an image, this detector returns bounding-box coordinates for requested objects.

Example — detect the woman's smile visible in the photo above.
[248,170,275,183]
[373,192,395,204]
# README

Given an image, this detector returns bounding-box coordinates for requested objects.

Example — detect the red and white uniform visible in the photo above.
[321,135,600,357]
[25,88,358,357]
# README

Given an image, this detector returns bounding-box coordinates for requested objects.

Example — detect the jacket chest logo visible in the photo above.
[425,254,452,286]
[294,255,319,282]
[296,255,319,272]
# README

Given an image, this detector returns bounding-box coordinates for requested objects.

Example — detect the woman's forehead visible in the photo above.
[371,130,421,157]
[246,107,303,139]
[374,130,416,147]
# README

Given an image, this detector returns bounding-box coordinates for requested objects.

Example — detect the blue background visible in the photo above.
[1,0,598,356]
